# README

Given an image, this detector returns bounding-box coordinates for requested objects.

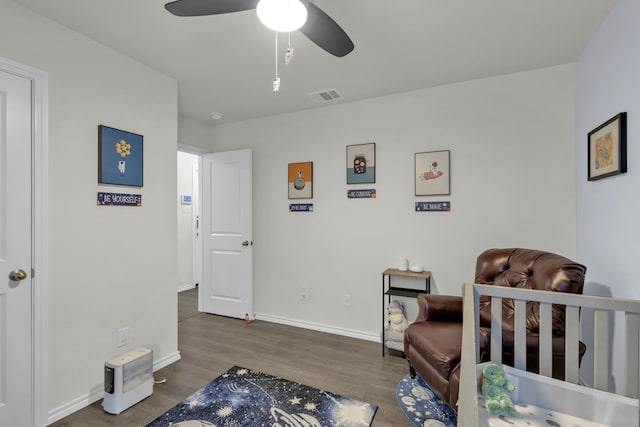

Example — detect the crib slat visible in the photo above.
[514,299,527,370]
[474,287,482,363]
[459,283,640,426]
[539,302,553,377]
[594,309,610,391]
[491,297,503,365]
[625,312,640,398]
[564,305,580,384]
[459,283,480,426]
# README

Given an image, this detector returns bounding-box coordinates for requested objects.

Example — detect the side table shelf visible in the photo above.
[382,268,431,356]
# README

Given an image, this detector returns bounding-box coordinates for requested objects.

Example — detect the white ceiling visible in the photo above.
[13,0,617,125]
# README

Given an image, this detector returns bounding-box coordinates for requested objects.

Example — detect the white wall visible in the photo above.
[209,64,578,339]
[0,0,179,420]
[576,0,640,392]
[179,114,212,151]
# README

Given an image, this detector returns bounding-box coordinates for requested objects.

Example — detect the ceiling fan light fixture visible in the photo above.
[257,0,308,33]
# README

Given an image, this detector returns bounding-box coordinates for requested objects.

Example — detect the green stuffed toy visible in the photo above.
[481,363,517,417]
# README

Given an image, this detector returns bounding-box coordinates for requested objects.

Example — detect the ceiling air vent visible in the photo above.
[309,88,343,103]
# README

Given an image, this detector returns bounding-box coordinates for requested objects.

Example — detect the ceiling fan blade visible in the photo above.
[299,1,354,57]
[165,0,259,17]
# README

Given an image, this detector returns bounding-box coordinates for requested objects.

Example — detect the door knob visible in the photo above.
[242,240,251,247]
[9,269,28,281]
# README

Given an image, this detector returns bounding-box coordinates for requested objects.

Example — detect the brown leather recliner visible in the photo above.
[403,248,587,411]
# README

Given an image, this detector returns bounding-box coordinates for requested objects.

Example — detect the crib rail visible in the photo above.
[458,282,640,426]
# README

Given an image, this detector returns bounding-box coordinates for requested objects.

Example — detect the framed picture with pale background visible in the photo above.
[415,150,450,196]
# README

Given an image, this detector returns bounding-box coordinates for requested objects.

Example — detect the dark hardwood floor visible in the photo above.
[50,288,412,426]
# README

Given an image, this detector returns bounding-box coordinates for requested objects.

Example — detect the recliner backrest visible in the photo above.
[475,248,586,334]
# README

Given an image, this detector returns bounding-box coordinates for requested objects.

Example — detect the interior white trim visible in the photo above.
[46,388,104,426]
[255,313,380,343]
[152,350,182,373]
[0,55,49,427]
[178,143,209,155]
[177,283,197,293]
[46,350,181,424]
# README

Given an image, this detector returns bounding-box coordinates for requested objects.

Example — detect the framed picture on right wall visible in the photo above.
[588,112,627,181]
[415,150,450,196]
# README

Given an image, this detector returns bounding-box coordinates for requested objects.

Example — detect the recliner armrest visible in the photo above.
[415,294,463,322]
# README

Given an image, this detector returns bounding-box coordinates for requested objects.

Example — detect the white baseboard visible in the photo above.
[177,283,197,293]
[153,350,182,372]
[46,387,104,426]
[255,313,381,343]
[46,350,181,425]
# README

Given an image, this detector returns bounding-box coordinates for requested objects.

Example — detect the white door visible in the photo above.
[201,149,253,319]
[0,70,33,425]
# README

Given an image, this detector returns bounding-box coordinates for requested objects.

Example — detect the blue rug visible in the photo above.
[147,366,377,426]
[396,375,457,427]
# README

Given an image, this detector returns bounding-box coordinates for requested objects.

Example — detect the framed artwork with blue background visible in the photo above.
[98,125,143,187]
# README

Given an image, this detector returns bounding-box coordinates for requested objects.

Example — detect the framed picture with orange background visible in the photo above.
[588,112,627,181]
[288,162,313,199]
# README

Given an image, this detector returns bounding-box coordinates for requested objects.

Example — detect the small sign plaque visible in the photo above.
[415,201,450,212]
[347,189,376,199]
[289,203,313,212]
[97,192,142,207]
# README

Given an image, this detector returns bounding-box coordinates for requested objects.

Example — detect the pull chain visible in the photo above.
[285,32,294,66]
[272,32,280,92]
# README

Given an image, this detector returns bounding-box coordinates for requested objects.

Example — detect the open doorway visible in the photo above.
[176,148,254,320]
[177,150,201,295]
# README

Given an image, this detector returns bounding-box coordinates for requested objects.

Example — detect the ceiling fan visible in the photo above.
[164,0,354,57]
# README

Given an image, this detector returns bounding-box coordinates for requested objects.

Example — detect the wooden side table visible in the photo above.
[382,268,431,356]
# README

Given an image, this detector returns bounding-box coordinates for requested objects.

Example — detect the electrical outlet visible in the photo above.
[300,286,308,302]
[117,327,129,347]
[343,294,352,307]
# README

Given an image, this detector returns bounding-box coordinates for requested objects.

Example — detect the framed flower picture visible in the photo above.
[98,125,143,187]
[588,112,627,181]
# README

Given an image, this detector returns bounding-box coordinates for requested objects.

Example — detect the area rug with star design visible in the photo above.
[396,374,457,427]
[146,366,377,427]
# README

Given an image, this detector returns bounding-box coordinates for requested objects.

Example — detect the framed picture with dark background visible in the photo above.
[98,125,143,187]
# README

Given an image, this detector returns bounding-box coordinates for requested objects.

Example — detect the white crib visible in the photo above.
[457,282,640,426]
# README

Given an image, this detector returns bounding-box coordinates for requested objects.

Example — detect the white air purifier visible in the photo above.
[102,347,153,414]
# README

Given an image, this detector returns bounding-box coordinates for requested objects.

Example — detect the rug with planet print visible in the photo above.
[396,374,457,427]
[146,366,377,427]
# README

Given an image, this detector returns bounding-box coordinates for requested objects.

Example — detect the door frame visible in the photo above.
[192,159,202,292]
[178,144,205,299]
[0,56,49,427]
